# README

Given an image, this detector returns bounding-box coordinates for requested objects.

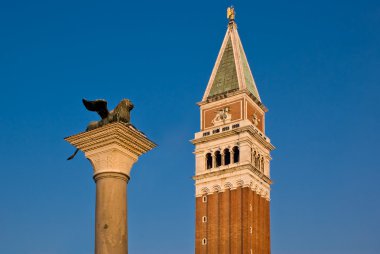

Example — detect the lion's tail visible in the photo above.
[67,149,79,160]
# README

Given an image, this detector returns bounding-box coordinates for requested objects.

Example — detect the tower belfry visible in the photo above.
[192,7,274,254]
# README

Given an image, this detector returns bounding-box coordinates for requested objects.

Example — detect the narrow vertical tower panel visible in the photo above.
[192,7,275,254]
[207,191,219,252]
[219,189,231,253]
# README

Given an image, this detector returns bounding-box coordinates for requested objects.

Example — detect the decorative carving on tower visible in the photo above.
[212,107,232,126]
[252,112,260,127]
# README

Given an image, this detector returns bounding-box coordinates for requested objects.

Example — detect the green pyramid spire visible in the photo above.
[208,38,239,97]
[203,20,261,103]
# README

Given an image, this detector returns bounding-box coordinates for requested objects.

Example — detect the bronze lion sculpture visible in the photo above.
[67,98,134,160]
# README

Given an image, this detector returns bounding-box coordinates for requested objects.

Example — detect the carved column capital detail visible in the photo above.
[65,122,156,179]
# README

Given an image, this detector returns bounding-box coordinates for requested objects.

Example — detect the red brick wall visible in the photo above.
[231,188,242,253]
[253,191,258,254]
[208,193,219,252]
[195,188,270,254]
[259,195,263,253]
[265,199,271,254]
[242,187,250,254]
[219,190,230,254]
[195,196,207,254]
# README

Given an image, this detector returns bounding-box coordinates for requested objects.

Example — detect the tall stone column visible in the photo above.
[65,122,156,254]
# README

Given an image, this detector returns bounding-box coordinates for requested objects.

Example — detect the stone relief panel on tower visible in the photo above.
[211,107,232,126]
[202,99,243,130]
[246,100,264,132]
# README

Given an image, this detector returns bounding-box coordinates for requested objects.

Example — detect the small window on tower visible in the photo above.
[202,196,207,203]
[222,126,230,131]
[203,131,210,137]
[232,123,240,129]
[202,216,207,223]
[206,153,213,169]
[202,238,207,245]
[212,128,220,134]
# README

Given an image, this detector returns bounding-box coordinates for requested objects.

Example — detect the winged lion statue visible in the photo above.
[67,98,134,160]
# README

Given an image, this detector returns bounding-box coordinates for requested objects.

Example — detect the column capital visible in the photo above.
[65,122,156,178]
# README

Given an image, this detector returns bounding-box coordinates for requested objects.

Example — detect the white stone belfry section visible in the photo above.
[192,121,274,200]
[65,122,156,254]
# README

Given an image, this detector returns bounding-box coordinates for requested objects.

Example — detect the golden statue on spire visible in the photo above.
[227,6,235,21]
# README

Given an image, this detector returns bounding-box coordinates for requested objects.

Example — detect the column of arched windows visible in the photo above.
[206,147,266,173]
[205,146,239,170]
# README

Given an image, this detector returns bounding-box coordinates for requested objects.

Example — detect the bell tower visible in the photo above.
[192,7,275,254]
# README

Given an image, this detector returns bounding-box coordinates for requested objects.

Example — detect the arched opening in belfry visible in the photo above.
[261,157,264,173]
[206,153,213,169]
[224,148,231,165]
[233,146,239,163]
[215,151,222,167]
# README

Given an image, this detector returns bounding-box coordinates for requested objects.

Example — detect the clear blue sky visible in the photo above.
[0,0,379,253]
